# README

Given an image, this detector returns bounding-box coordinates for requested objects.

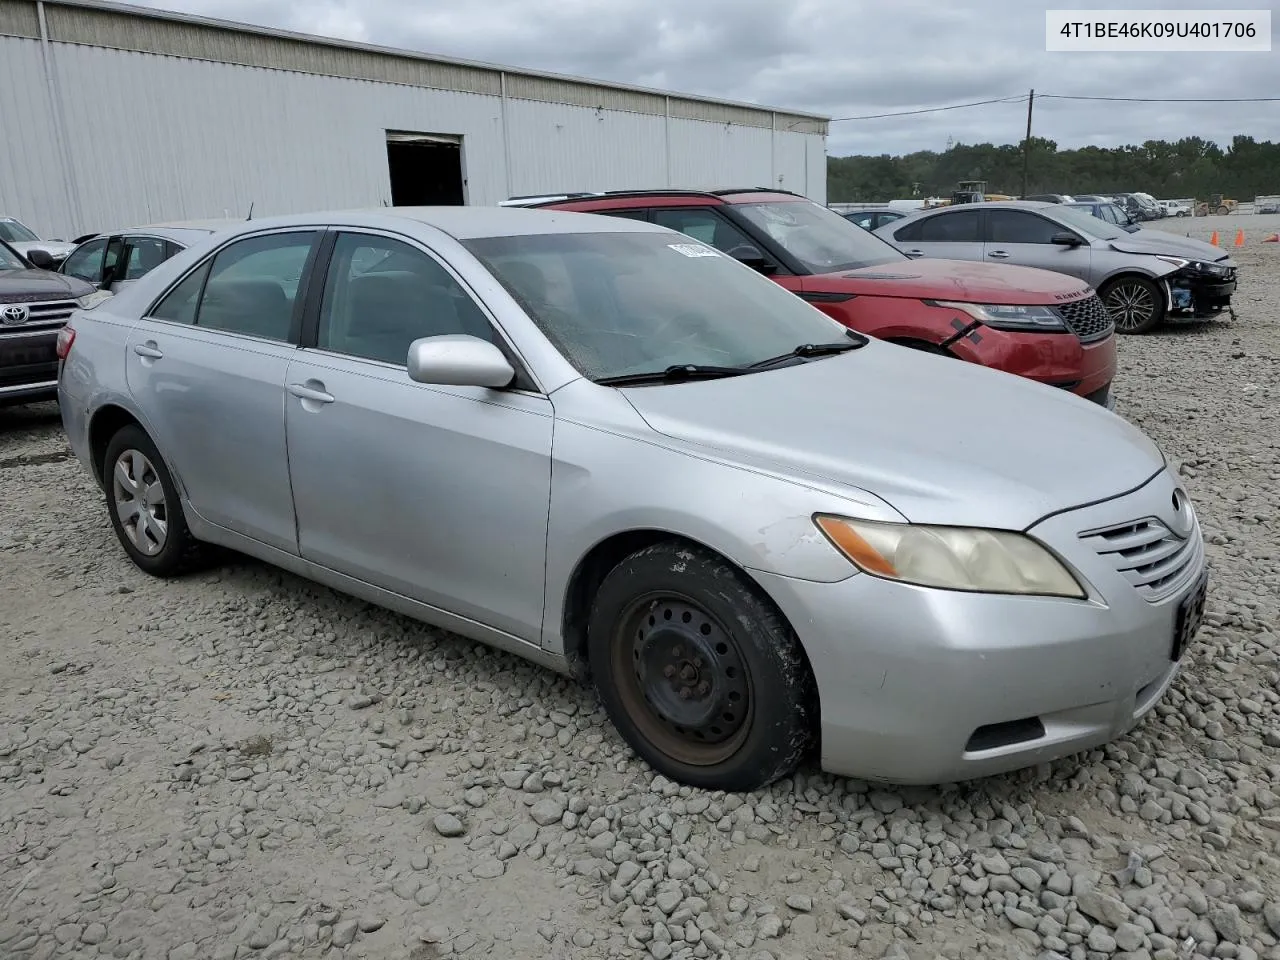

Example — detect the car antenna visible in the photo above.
[246,201,254,221]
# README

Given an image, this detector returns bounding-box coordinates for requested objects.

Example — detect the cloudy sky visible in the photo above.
[134,0,1277,157]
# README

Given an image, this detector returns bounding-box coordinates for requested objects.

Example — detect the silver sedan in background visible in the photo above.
[58,220,241,293]
[873,200,1237,333]
[58,207,1208,789]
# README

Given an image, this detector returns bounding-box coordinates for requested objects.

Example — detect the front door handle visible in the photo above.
[987,250,1010,259]
[905,249,925,258]
[133,341,163,359]
[287,382,334,404]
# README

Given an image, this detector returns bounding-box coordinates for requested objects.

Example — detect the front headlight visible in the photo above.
[934,301,1067,332]
[814,515,1086,598]
[76,290,113,310]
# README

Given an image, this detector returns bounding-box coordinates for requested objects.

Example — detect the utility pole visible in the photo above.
[1021,88,1035,198]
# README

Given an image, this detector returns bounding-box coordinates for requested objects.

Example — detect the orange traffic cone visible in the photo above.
[1210,231,1219,246]
[1234,229,1245,247]
[1264,233,1279,242]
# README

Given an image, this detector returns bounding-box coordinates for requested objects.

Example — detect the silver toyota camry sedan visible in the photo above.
[57,207,1209,791]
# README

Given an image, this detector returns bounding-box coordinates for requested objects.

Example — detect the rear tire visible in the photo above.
[587,542,817,792]
[1100,275,1166,334]
[103,425,206,577]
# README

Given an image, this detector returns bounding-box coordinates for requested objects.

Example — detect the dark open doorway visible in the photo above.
[385,131,465,206]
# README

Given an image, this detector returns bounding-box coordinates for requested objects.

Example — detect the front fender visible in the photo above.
[541,417,906,652]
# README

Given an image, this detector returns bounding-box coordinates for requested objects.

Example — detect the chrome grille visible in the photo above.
[0,300,76,331]
[1079,517,1198,602]
[1056,295,1114,343]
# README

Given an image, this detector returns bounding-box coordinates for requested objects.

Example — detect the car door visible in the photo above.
[283,229,553,643]
[60,236,110,287]
[125,229,320,554]
[109,235,175,292]
[983,209,1092,282]
[891,209,984,262]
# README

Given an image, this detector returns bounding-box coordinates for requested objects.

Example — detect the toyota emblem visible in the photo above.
[1,304,29,326]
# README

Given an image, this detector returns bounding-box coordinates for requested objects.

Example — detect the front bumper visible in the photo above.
[752,467,1206,785]
[1168,268,1236,316]
[950,323,1116,407]
[0,327,59,406]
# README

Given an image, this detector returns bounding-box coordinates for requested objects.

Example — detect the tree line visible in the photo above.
[826,135,1280,203]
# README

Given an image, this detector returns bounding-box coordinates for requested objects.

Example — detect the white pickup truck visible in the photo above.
[1158,198,1194,218]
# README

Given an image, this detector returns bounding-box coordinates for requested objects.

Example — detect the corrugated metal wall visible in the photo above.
[0,34,827,239]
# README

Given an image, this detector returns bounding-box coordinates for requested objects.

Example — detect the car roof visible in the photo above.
[146,206,667,240]
[512,187,811,208]
[74,219,242,245]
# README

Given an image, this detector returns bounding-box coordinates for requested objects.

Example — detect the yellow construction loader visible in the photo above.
[1195,194,1238,216]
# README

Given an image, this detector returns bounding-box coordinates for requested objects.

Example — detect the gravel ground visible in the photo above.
[2,242,1278,960]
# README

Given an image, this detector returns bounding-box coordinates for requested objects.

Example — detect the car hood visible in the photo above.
[0,268,95,301]
[11,239,77,259]
[818,257,1094,305]
[620,342,1164,530]
[1103,230,1233,262]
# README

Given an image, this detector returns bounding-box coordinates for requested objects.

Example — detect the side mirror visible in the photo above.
[1050,233,1083,247]
[407,335,515,389]
[26,249,56,270]
[727,244,776,274]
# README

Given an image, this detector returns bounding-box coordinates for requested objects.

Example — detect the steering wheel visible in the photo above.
[724,244,762,263]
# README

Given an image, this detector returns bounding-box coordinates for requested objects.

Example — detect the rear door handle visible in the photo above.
[987,250,1010,259]
[287,382,334,404]
[905,249,925,258]
[133,342,163,359]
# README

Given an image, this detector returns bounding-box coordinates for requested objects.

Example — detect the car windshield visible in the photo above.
[730,199,905,274]
[1050,205,1129,240]
[463,231,855,382]
[0,240,26,270]
[0,219,39,243]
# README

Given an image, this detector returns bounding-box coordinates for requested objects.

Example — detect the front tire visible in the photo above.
[1100,275,1166,334]
[587,542,817,792]
[103,425,204,577]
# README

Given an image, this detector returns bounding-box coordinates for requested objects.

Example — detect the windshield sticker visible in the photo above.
[667,243,720,258]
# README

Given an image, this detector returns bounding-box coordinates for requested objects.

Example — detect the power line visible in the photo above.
[827,96,1027,122]
[827,92,1280,123]
[1039,94,1280,103]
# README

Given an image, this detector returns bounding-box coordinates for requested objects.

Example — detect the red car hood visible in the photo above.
[810,258,1094,306]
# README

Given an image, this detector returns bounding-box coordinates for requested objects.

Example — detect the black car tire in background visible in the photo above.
[1099,275,1166,334]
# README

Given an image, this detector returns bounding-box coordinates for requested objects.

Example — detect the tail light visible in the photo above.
[56,326,76,360]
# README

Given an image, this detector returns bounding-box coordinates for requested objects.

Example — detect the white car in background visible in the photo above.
[1159,199,1193,218]
[0,216,77,265]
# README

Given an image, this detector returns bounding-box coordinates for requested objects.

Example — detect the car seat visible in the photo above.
[344,270,462,364]
[200,278,291,339]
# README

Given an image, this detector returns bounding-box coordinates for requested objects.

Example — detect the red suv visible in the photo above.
[527,189,1118,408]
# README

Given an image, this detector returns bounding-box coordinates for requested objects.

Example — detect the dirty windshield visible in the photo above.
[463,230,851,381]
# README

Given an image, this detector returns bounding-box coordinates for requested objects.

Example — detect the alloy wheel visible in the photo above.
[112,449,168,556]
[1104,281,1158,332]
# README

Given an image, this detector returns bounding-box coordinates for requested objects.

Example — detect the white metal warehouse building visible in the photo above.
[0,0,830,240]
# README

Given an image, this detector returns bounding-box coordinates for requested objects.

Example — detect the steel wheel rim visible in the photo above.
[112,449,168,556]
[612,592,753,767]
[1105,282,1157,331]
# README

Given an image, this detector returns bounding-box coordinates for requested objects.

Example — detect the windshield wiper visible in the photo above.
[746,330,869,369]
[594,363,753,387]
